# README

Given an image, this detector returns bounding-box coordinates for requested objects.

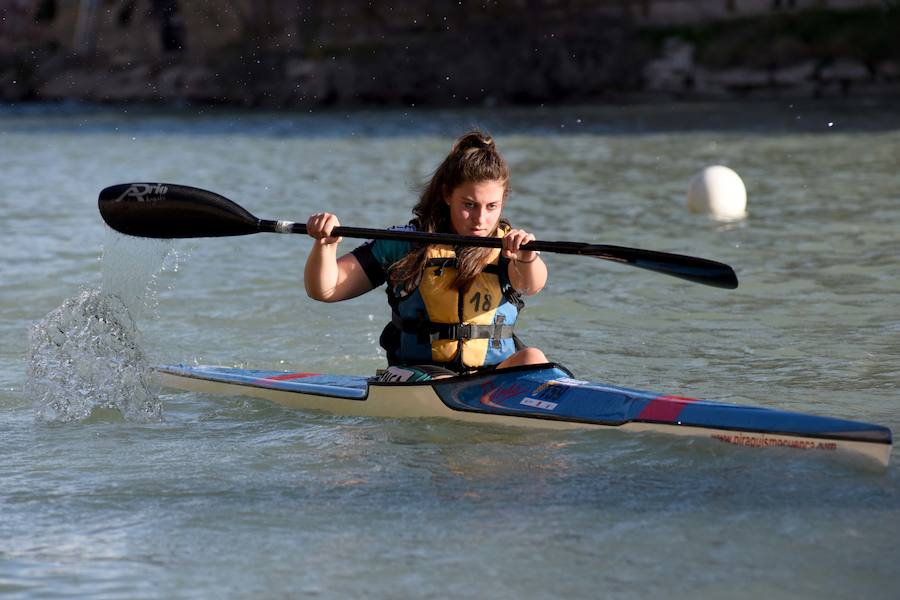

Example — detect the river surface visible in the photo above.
[1,100,899,599]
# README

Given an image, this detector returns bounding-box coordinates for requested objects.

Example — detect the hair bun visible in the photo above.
[453,130,494,153]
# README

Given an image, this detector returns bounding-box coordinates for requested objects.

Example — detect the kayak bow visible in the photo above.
[157,363,892,466]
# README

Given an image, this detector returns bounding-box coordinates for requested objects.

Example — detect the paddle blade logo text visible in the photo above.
[113,183,169,203]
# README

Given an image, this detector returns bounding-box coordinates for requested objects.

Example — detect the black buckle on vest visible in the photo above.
[490,314,505,349]
[427,257,456,277]
[437,322,514,344]
[392,312,515,345]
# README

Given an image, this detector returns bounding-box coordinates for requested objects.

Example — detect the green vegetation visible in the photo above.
[639,7,900,69]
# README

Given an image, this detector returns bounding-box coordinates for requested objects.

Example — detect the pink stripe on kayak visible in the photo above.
[264,372,320,381]
[636,394,698,422]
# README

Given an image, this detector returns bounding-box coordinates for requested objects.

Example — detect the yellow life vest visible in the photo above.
[389,231,522,369]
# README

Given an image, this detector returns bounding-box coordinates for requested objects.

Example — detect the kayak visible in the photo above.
[157,363,892,466]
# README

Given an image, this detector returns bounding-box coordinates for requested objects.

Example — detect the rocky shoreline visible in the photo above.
[2,7,898,107]
[644,39,900,100]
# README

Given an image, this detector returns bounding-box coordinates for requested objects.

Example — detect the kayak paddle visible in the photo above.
[98,183,739,289]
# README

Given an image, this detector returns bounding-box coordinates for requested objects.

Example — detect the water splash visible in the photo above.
[26,233,175,422]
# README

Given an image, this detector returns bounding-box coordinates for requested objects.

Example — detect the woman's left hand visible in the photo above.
[504,228,547,296]
[502,228,538,263]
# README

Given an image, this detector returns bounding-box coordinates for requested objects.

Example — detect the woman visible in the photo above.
[304,131,548,375]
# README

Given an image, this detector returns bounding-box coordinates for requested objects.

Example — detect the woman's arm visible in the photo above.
[304,212,376,302]
[502,228,547,296]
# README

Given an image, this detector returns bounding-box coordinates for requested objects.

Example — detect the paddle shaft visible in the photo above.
[98,183,739,289]
[263,219,703,267]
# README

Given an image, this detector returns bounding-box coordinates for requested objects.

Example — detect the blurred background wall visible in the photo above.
[1,0,897,105]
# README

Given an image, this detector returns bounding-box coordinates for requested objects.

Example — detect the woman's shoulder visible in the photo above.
[365,224,417,265]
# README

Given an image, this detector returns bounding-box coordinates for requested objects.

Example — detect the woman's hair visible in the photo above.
[390,130,511,293]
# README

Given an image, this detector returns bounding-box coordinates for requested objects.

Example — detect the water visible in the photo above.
[26,234,171,423]
[1,100,899,599]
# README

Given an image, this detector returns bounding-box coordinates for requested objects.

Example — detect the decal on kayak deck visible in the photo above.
[264,372,320,381]
[521,398,558,411]
[534,383,566,401]
[552,377,591,386]
[479,381,530,409]
[636,394,698,423]
[711,433,838,452]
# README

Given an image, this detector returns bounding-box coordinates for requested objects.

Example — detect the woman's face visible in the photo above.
[445,180,505,237]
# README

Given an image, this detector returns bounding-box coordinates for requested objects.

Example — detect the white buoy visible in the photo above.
[687,165,747,221]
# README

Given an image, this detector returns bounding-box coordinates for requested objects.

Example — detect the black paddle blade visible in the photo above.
[583,245,739,289]
[98,183,262,238]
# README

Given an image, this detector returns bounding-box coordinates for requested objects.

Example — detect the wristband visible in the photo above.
[514,251,541,264]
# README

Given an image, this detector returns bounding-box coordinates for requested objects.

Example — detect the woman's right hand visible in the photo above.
[306,212,343,245]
